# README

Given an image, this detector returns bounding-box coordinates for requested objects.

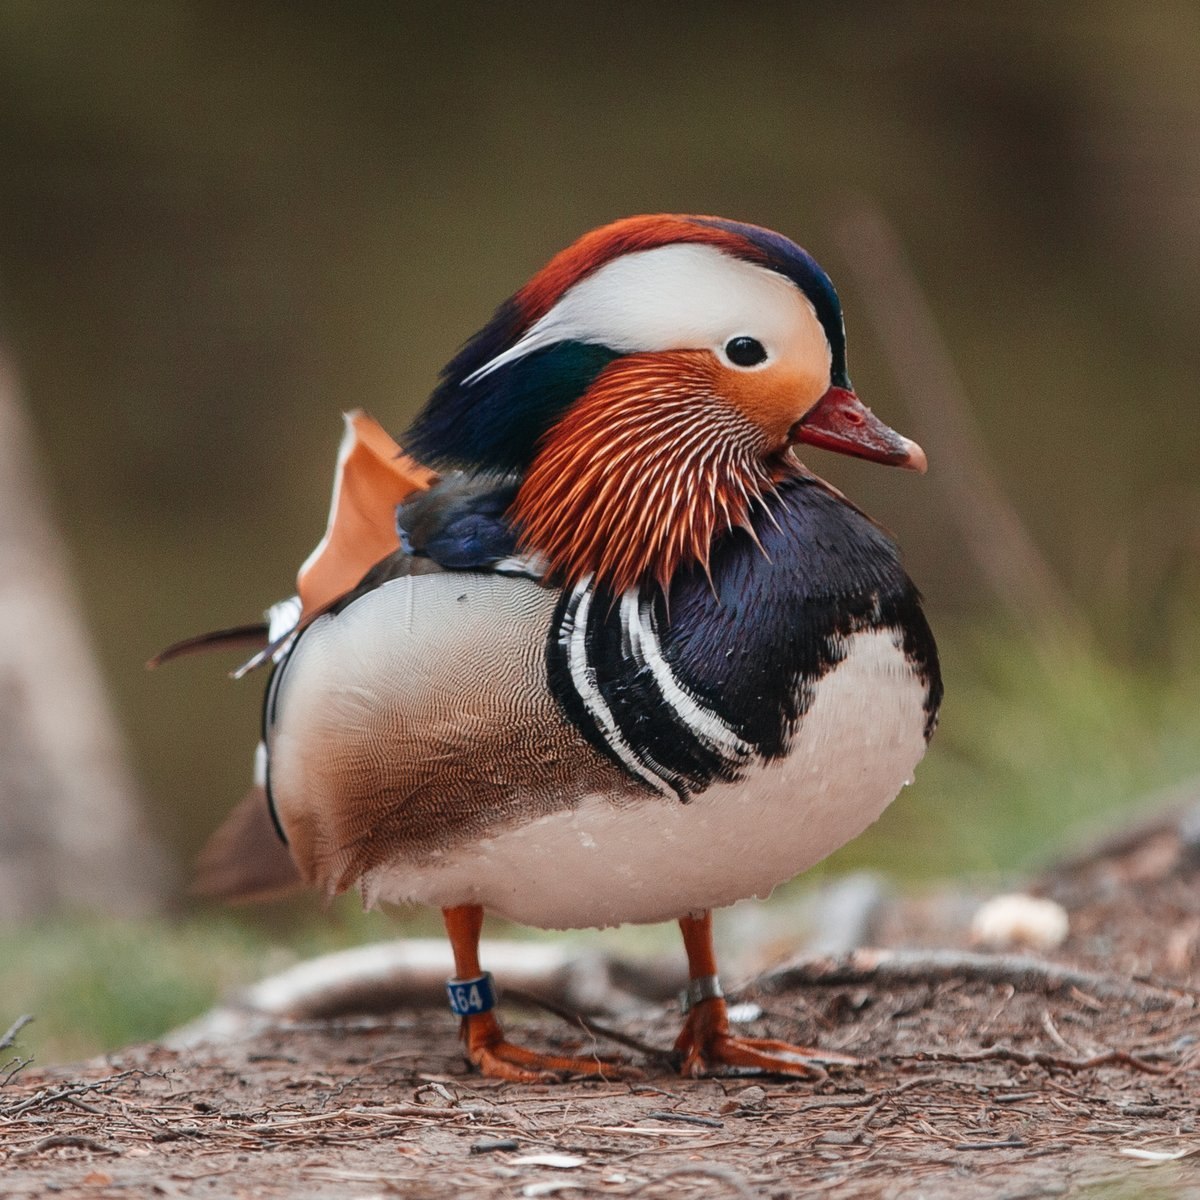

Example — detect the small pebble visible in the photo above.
[971,894,1070,951]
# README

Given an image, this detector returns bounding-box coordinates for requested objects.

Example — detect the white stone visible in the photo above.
[970,893,1070,952]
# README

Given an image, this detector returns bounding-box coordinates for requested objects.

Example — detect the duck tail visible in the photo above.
[192,785,304,903]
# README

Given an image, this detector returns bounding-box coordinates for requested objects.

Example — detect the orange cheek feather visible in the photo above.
[513,352,792,595]
[715,360,830,448]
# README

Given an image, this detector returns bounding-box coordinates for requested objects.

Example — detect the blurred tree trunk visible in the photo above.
[0,341,170,919]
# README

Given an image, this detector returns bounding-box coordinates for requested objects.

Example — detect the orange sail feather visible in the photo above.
[296,410,437,621]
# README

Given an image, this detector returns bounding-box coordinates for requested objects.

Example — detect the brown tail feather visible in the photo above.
[147,623,270,669]
[193,786,304,903]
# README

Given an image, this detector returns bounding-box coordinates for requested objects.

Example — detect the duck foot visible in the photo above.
[443,905,640,1082]
[462,1011,635,1082]
[673,910,859,1078]
[674,995,858,1079]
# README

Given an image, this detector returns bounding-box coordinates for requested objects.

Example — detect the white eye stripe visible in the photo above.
[466,243,830,384]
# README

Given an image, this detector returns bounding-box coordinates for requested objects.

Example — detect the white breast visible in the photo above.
[363,628,930,929]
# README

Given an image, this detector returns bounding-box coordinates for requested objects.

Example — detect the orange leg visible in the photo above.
[673,911,858,1078]
[442,905,628,1082]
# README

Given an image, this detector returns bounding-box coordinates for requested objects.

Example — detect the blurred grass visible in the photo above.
[0,902,400,1066]
[3,914,281,1064]
[6,617,1200,1068]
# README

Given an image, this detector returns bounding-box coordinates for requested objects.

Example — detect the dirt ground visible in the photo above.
[3,806,1199,1199]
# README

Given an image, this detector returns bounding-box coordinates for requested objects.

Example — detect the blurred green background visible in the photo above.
[1,3,1198,1062]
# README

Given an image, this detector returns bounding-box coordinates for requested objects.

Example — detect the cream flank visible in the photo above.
[360,629,928,930]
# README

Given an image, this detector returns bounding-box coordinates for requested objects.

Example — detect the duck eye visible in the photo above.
[724,336,767,367]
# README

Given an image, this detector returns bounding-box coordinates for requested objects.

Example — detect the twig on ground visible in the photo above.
[503,987,675,1065]
[242,1104,472,1133]
[784,1094,877,1112]
[896,1046,1169,1076]
[646,1110,724,1129]
[12,1133,121,1159]
[853,1075,965,1138]
[0,1071,139,1119]
[1,1057,32,1087]
[763,949,1183,1008]
[1040,1010,1080,1057]
[0,1015,33,1053]
[953,1136,1026,1151]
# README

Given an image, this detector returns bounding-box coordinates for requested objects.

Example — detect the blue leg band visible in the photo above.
[446,971,498,1016]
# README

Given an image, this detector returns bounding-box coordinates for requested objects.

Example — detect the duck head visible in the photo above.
[406,214,925,594]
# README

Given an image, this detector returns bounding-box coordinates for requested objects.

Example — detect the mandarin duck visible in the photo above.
[164,214,942,1081]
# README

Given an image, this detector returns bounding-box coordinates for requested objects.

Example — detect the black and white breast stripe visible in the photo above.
[545,474,942,803]
[547,578,753,803]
